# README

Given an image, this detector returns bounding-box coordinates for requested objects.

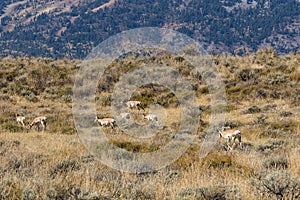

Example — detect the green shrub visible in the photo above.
[1,123,24,132]
[176,185,240,200]
[269,120,297,132]
[262,155,288,170]
[96,94,111,106]
[80,155,94,163]
[19,86,37,97]
[250,170,300,199]
[44,188,57,200]
[257,139,285,152]
[124,188,155,200]
[62,94,72,103]
[203,153,233,169]
[224,120,240,128]
[265,73,289,85]
[255,115,267,125]
[270,90,282,99]
[44,185,108,200]
[112,141,159,153]
[22,188,37,200]
[0,179,23,199]
[4,71,17,82]
[254,47,277,65]
[279,111,293,117]
[245,105,261,113]
[0,94,10,101]
[0,87,8,94]
[236,68,256,82]
[156,92,178,107]
[256,88,268,98]
[25,93,38,102]
[197,85,209,94]
[49,160,80,178]
[7,157,21,170]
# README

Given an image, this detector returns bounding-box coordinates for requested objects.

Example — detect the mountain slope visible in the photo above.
[0,0,299,59]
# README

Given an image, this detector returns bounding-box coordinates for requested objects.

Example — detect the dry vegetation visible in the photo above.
[0,48,299,199]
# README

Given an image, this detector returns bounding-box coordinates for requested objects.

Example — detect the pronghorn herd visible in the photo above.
[15,114,47,132]
[126,101,158,122]
[95,100,157,129]
[15,100,242,151]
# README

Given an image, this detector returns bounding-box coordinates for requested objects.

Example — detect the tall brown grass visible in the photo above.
[0,49,299,199]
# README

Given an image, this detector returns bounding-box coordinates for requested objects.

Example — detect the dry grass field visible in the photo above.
[0,48,299,199]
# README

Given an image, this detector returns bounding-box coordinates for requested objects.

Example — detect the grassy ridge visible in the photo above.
[0,49,299,199]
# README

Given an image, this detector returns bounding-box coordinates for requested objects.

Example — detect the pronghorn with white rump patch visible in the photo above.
[95,116,116,129]
[218,127,242,150]
[28,116,47,132]
[15,114,26,127]
[126,100,144,111]
[143,113,158,122]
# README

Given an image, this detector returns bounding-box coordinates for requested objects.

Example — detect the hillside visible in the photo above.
[0,49,299,199]
[0,0,299,59]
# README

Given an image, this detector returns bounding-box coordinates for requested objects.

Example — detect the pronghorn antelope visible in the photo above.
[126,100,144,110]
[95,117,116,129]
[143,113,158,122]
[218,128,242,150]
[15,114,25,127]
[120,112,130,119]
[28,116,47,132]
